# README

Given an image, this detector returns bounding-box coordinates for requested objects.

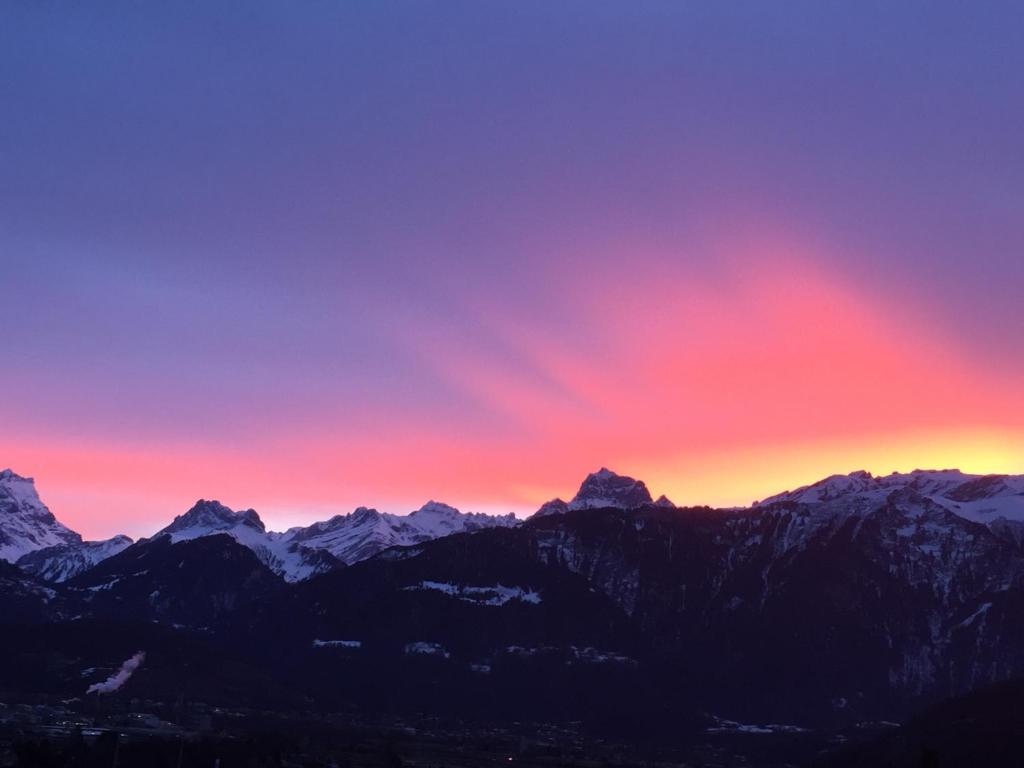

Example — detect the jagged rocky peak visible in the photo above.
[0,468,81,562]
[1,469,55,516]
[349,506,382,523]
[532,469,658,517]
[568,468,654,511]
[159,499,266,539]
[654,494,676,508]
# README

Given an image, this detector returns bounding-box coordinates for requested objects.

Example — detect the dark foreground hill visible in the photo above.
[816,679,1024,768]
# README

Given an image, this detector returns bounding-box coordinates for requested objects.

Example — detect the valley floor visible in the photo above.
[0,697,895,768]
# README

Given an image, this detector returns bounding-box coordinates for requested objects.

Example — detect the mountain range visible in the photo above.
[2,463,1024,734]
[2,470,517,582]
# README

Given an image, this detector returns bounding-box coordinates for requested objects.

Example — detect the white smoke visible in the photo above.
[86,651,146,695]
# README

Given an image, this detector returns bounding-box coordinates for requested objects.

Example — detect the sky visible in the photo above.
[1,2,1022,539]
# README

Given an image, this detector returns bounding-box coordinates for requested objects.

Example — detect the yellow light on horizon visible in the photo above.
[640,427,1024,509]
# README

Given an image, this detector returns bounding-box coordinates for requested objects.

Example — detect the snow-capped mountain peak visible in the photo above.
[279,501,517,568]
[753,468,1024,532]
[147,499,335,582]
[158,500,267,541]
[532,469,658,517]
[410,500,461,518]
[568,468,654,511]
[349,506,381,523]
[0,469,81,563]
[141,497,519,582]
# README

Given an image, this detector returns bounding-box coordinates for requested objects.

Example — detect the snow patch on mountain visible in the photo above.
[404,641,450,658]
[403,580,542,606]
[502,645,636,665]
[312,639,362,649]
[706,716,808,735]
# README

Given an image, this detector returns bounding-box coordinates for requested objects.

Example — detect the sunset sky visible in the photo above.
[2,2,1022,539]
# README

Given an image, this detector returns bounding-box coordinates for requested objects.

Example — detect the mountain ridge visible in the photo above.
[3,464,1024,728]
[4,465,1024,585]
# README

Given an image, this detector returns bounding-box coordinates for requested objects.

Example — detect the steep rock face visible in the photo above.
[17,535,134,582]
[66,533,284,627]
[0,470,81,562]
[533,468,655,517]
[158,499,267,542]
[524,477,1024,722]
[569,468,653,511]
[528,505,725,620]
[732,490,1024,709]
[284,507,392,564]
[273,526,641,664]
[0,559,64,623]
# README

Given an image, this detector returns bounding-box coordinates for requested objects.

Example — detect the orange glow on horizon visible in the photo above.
[3,242,1022,539]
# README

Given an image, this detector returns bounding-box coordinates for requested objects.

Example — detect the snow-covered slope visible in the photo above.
[149,469,1022,582]
[0,470,520,584]
[16,535,133,582]
[0,469,81,562]
[158,499,269,546]
[153,500,340,583]
[281,501,518,568]
[756,469,1024,525]
[534,468,660,517]
[153,499,518,582]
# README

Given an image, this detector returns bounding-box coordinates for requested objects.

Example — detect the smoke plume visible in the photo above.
[86,651,146,695]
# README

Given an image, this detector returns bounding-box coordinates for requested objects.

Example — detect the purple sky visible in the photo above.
[2,2,1022,537]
